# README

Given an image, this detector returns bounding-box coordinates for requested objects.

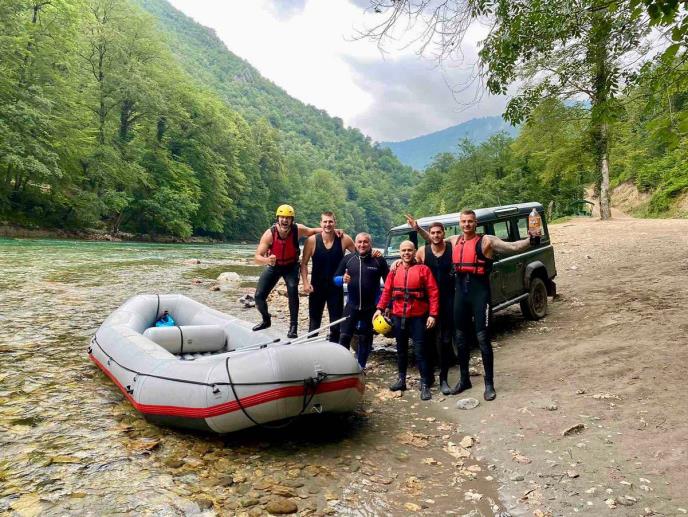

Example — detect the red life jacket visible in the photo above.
[378,263,439,318]
[270,223,299,266]
[453,235,488,275]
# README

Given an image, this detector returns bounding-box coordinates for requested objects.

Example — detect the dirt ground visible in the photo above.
[424,214,688,516]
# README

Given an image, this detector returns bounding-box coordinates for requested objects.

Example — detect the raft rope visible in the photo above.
[90,335,361,389]
[224,356,326,430]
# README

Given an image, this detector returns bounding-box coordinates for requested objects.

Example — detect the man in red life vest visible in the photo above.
[300,211,355,343]
[253,204,325,338]
[407,210,540,401]
[374,240,440,401]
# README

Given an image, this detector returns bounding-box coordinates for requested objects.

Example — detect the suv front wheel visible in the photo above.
[520,276,548,320]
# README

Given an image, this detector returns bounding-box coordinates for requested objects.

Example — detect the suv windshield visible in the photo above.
[386,231,417,258]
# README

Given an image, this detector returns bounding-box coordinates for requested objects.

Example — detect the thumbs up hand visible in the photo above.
[343,268,351,284]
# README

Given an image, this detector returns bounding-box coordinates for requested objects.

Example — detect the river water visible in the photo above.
[0,238,505,516]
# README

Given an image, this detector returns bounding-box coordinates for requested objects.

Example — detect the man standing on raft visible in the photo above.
[253,204,325,338]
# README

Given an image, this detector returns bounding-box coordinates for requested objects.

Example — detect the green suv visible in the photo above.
[383,202,557,319]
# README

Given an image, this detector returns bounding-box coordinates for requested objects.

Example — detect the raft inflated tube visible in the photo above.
[143,325,227,354]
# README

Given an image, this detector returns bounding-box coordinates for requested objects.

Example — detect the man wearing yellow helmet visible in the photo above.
[253,204,326,338]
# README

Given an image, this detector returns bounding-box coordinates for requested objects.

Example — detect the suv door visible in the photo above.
[498,216,530,301]
[486,219,513,305]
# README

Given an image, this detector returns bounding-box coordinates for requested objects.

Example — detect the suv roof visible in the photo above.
[388,202,544,233]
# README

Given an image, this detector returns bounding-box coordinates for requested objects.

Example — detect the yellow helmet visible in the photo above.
[373,314,393,336]
[275,204,295,217]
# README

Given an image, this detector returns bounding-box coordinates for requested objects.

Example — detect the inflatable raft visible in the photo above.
[89,294,364,433]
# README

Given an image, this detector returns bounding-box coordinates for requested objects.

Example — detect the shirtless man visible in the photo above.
[406,210,540,401]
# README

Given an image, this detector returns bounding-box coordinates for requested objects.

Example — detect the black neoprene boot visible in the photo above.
[484,381,496,401]
[389,378,407,392]
[252,317,271,332]
[420,383,432,401]
[440,378,452,396]
[287,323,298,339]
[451,362,472,395]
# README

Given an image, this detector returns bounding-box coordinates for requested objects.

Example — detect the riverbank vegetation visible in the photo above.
[2,1,687,244]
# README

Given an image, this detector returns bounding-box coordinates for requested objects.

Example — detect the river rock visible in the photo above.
[264,498,298,514]
[460,436,475,448]
[194,496,213,510]
[562,423,586,436]
[238,294,256,308]
[456,398,480,410]
[217,272,241,283]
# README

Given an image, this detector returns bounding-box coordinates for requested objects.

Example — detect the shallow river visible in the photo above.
[0,238,504,516]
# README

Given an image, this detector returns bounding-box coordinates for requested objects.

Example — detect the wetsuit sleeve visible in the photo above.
[424,266,440,317]
[377,272,394,311]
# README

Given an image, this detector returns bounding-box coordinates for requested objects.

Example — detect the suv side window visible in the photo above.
[516,216,548,240]
[444,223,461,237]
[491,220,513,241]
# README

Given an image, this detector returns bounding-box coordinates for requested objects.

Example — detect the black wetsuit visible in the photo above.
[255,224,300,327]
[453,236,494,385]
[424,244,455,382]
[308,234,345,343]
[335,251,389,368]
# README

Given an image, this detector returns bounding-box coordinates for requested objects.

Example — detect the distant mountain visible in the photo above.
[381,116,519,170]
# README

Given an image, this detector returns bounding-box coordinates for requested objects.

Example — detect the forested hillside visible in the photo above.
[0,0,416,241]
[381,116,518,170]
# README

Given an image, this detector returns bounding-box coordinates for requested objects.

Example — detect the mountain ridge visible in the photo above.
[380,116,519,170]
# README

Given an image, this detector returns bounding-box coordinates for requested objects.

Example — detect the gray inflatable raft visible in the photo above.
[89,294,364,433]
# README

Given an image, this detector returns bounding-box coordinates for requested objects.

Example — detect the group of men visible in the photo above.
[253,204,540,402]
[253,205,387,369]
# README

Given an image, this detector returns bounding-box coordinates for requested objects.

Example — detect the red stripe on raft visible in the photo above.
[89,353,365,419]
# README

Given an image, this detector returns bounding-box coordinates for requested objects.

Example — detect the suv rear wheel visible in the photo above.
[520,276,548,320]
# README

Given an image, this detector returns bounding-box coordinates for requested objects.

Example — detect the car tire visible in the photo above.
[520,276,548,320]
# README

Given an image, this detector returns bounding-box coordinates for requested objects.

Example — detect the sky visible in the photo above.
[166,0,508,142]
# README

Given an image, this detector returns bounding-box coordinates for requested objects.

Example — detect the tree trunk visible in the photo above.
[98,46,106,145]
[589,9,613,221]
[598,122,611,220]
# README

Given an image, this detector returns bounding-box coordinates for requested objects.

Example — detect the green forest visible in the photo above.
[1,0,687,243]
[0,0,416,241]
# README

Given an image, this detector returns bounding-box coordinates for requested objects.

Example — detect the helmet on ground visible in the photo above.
[373,314,393,336]
[276,204,295,217]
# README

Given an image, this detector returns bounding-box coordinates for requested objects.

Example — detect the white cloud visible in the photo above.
[166,0,504,141]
